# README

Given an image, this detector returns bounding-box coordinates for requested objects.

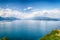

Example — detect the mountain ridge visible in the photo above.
[0,16,20,21]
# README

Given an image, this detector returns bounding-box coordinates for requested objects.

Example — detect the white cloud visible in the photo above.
[0,8,60,19]
[0,8,23,18]
[0,8,4,16]
[24,7,32,11]
[27,7,32,10]
[31,9,60,18]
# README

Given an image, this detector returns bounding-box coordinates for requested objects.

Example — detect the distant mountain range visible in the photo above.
[0,16,20,21]
[27,16,60,21]
[0,16,60,21]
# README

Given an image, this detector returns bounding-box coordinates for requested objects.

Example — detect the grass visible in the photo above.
[40,30,60,40]
[0,36,8,40]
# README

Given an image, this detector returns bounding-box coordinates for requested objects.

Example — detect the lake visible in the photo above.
[0,20,60,40]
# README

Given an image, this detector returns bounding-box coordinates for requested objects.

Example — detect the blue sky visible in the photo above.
[0,0,60,10]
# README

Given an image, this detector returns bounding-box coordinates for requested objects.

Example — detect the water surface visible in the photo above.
[0,20,60,40]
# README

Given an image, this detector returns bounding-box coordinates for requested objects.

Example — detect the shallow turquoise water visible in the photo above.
[0,20,60,40]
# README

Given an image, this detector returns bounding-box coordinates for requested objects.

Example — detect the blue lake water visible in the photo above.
[0,20,60,40]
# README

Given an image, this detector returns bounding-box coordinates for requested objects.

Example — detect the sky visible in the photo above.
[0,0,60,19]
[0,0,60,9]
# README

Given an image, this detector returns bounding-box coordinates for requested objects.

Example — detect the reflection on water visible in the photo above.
[0,20,60,40]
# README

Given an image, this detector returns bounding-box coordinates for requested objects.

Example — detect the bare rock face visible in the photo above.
[40,30,60,40]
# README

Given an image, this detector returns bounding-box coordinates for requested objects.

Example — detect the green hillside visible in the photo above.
[0,36,8,40]
[40,30,60,40]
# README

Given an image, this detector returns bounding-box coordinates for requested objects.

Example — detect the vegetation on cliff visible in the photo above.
[0,36,8,40]
[40,30,60,40]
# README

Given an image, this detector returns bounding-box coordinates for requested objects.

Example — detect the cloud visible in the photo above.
[0,8,12,17]
[0,8,60,19]
[24,7,32,11]
[0,8,4,16]
[31,9,60,18]
[0,8,23,18]
[27,7,32,10]
[0,8,34,19]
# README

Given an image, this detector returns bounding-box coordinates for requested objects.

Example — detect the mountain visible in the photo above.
[28,16,60,21]
[0,17,20,21]
[1,16,60,21]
